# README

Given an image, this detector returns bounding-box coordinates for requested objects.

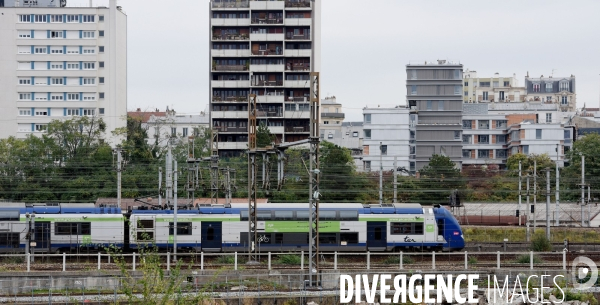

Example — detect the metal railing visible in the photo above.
[251,18,283,24]
[252,49,283,56]
[252,80,283,86]
[212,0,249,8]
[214,65,248,71]
[285,126,309,132]
[212,34,249,41]
[286,33,310,40]
[285,0,311,8]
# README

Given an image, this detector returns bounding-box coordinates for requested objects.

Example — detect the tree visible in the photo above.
[563,133,600,201]
[506,153,555,175]
[47,116,106,162]
[256,122,274,148]
[418,154,464,204]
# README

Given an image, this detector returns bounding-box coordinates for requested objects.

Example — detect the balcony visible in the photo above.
[250,33,285,41]
[285,126,309,133]
[213,65,248,72]
[268,126,284,134]
[250,64,285,72]
[284,49,311,57]
[211,49,251,57]
[286,63,310,71]
[284,18,312,26]
[284,111,309,119]
[250,0,285,10]
[251,49,283,56]
[218,142,248,150]
[251,18,283,25]
[211,80,250,88]
[214,126,248,133]
[252,80,283,86]
[211,18,250,26]
[212,0,249,9]
[211,111,247,119]
[321,112,345,119]
[212,34,249,41]
[285,33,310,40]
[285,80,308,88]
[285,96,308,102]
[257,109,283,117]
[257,95,285,103]
[285,0,311,8]
[212,96,248,103]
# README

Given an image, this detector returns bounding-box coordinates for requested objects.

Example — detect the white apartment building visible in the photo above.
[320,96,344,141]
[209,0,321,155]
[463,70,525,103]
[361,107,410,173]
[145,109,210,147]
[0,0,127,146]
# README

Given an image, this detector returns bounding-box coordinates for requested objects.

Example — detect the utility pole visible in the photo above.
[534,160,537,229]
[556,144,560,226]
[166,142,173,208]
[158,167,162,208]
[545,168,551,240]
[308,72,320,287]
[526,174,530,242]
[174,160,178,261]
[247,94,258,262]
[25,213,30,259]
[116,146,122,210]
[581,155,585,227]
[518,161,522,226]
[379,142,383,205]
[588,185,592,228]
[393,157,397,203]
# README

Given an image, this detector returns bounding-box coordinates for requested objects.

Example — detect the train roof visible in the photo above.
[0,202,121,214]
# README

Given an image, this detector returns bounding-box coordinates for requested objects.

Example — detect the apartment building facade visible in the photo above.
[320,96,344,141]
[463,70,525,103]
[406,60,464,171]
[0,0,127,146]
[137,108,210,147]
[524,73,576,112]
[361,107,410,173]
[209,0,321,156]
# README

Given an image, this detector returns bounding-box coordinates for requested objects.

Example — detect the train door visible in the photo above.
[366,222,387,251]
[34,222,51,252]
[201,222,222,252]
[436,219,445,242]
[134,216,156,246]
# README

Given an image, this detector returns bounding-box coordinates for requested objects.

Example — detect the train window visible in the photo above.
[340,233,358,244]
[390,222,423,235]
[55,223,77,235]
[0,211,19,221]
[257,211,272,221]
[169,222,192,235]
[319,233,337,244]
[207,227,214,241]
[274,211,293,220]
[239,211,248,221]
[136,231,153,241]
[374,227,382,240]
[437,219,444,235]
[414,223,424,234]
[0,233,19,248]
[319,211,336,221]
[138,219,154,229]
[339,211,358,221]
[295,211,309,220]
[80,223,91,235]
[275,233,283,244]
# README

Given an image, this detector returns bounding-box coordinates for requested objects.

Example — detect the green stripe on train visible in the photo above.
[264,221,340,233]
[153,216,239,222]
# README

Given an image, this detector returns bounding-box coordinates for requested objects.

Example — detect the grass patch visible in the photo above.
[468,256,478,265]
[514,254,542,264]
[463,226,600,243]
[382,255,414,265]
[531,234,552,252]
[214,255,247,265]
[276,254,302,265]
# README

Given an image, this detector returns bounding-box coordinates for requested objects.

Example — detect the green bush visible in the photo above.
[514,254,542,264]
[276,254,302,265]
[531,234,552,252]
[468,256,478,265]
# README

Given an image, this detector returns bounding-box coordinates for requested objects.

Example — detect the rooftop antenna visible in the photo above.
[552,69,557,77]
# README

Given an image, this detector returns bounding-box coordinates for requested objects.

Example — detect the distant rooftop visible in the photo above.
[407,59,461,66]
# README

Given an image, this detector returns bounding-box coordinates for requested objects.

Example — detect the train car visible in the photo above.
[0,203,124,253]
[129,202,464,252]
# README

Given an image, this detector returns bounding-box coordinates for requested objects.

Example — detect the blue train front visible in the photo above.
[130,202,465,252]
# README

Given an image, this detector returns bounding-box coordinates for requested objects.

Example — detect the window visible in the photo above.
[82,109,95,116]
[169,222,192,235]
[19,93,32,100]
[35,110,48,116]
[83,48,95,54]
[82,31,95,38]
[51,78,63,85]
[560,81,569,92]
[99,108,105,115]
[99,93,105,99]
[99,46,104,53]
[390,222,423,235]
[482,91,489,100]
[496,135,506,143]
[480,81,490,87]
[99,30,104,37]
[182,128,188,137]
[34,124,47,132]
[66,14,79,23]
[171,127,177,136]
[561,96,568,105]
[99,62,105,68]
[51,49,63,54]
[478,135,489,144]
[352,131,358,137]
[427,100,432,110]
[364,129,371,139]
[327,134,333,139]
[67,93,80,100]
[137,232,153,241]
[478,120,489,129]
[533,83,540,92]
[493,81,499,88]
[478,150,489,159]
[496,150,507,158]
[83,94,95,101]
[546,113,552,123]
[496,120,507,129]
[83,78,95,85]
[462,149,471,158]
[504,81,510,87]
[410,130,415,139]
[364,114,371,123]
[454,69,461,79]
[545,82,553,92]
[82,15,95,23]
[19,109,31,116]
[536,129,542,139]
[18,31,32,38]
[464,81,468,86]
[546,96,552,102]
[564,130,571,139]
[462,135,471,144]
[67,109,79,116]
[438,101,445,110]
[19,79,31,85]
[138,219,154,229]
[462,120,472,129]
[454,131,460,140]
[34,14,47,23]
[83,62,95,69]
[411,85,417,95]
[34,47,47,54]
[50,31,63,38]
[381,145,387,155]
[51,63,63,70]
[364,161,371,171]
[454,86,461,95]
[50,14,63,23]
[51,94,63,100]
[523,145,529,155]
[67,63,79,70]
[19,15,31,23]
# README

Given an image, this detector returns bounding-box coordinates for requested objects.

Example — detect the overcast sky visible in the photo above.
[71,0,600,121]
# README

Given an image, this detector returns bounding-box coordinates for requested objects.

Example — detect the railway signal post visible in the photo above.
[308,72,320,287]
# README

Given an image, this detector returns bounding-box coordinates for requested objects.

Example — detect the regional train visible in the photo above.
[0,202,464,253]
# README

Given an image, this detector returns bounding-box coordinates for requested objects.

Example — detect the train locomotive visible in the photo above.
[0,202,464,253]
